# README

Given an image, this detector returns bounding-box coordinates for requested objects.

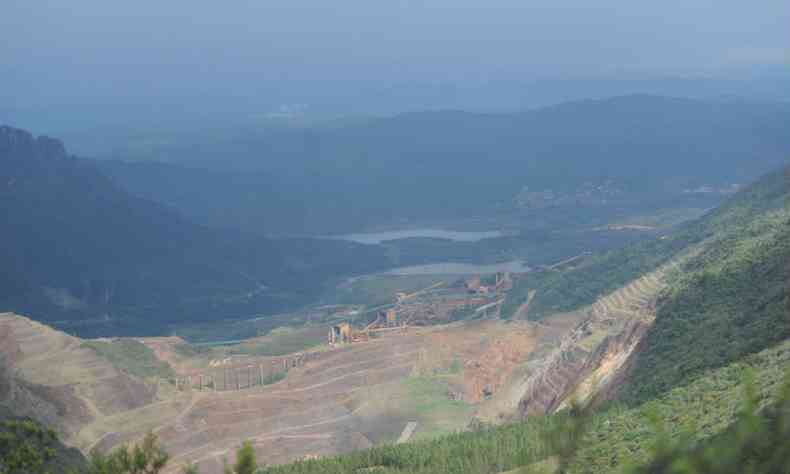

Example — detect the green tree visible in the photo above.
[0,419,58,474]
[233,441,258,474]
[86,432,169,474]
[545,399,594,474]
[182,463,200,474]
[628,371,790,474]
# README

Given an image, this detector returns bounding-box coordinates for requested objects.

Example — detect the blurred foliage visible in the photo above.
[0,419,58,474]
[626,372,790,474]
[84,432,169,474]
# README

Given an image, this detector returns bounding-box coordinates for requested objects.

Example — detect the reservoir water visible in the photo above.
[330,228,503,245]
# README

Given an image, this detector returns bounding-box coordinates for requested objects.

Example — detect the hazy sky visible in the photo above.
[2,0,788,115]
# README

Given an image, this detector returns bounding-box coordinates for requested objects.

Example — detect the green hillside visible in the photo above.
[261,165,790,473]
[504,165,789,320]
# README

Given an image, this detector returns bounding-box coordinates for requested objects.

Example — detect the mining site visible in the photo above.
[0,261,678,473]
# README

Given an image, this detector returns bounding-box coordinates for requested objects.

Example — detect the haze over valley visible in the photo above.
[1,1,789,473]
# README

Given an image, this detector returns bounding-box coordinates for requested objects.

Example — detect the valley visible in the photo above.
[1,105,789,474]
[1,162,788,473]
[2,178,760,472]
[4,2,790,472]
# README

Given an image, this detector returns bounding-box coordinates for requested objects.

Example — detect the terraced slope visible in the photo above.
[156,334,423,473]
[0,313,157,444]
[515,256,683,416]
[1,312,564,473]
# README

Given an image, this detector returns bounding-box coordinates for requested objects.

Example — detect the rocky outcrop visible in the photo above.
[516,266,671,416]
[555,317,652,411]
[0,125,72,184]
[517,316,653,415]
[517,326,591,416]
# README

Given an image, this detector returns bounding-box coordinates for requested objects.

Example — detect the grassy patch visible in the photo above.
[399,377,474,440]
[172,342,212,358]
[262,370,287,386]
[81,339,174,379]
[228,326,326,357]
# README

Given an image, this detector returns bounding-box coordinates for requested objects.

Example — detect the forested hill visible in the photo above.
[503,163,790,320]
[259,165,790,474]
[0,125,391,336]
[96,95,790,234]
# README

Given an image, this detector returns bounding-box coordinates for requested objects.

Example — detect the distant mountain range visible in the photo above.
[94,95,790,235]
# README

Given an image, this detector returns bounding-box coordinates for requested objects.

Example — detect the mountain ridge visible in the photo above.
[93,95,790,235]
[0,125,392,336]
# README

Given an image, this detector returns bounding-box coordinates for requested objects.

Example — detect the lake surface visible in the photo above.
[330,228,503,245]
[385,260,531,275]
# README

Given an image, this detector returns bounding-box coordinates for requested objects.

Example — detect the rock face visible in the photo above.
[516,263,676,416]
[0,125,68,169]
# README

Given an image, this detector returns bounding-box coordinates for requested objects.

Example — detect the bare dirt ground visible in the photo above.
[140,337,193,374]
[0,313,577,473]
[414,320,539,403]
[0,313,157,444]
